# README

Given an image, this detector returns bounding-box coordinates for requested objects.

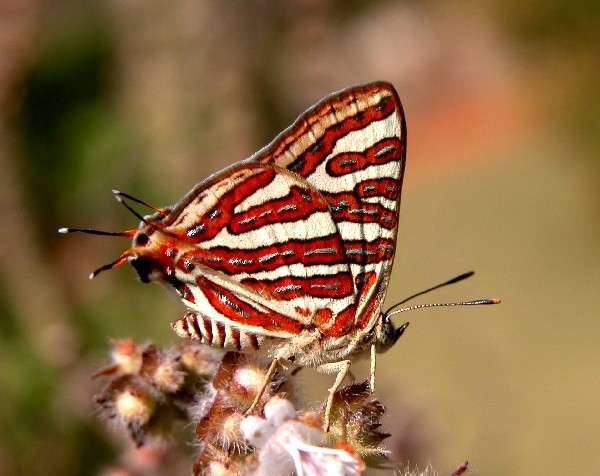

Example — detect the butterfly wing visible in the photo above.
[254,82,406,336]
[147,161,355,340]
[143,82,405,347]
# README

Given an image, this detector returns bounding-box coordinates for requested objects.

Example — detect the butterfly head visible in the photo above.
[124,213,191,287]
[127,228,164,284]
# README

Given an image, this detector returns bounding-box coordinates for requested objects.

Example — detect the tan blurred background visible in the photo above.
[1,1,598,474]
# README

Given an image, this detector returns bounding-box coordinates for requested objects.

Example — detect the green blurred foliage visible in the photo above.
[1,9,120,475]
[17,17,129,240]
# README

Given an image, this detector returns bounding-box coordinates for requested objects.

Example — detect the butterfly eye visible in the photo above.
[134,233,149,246]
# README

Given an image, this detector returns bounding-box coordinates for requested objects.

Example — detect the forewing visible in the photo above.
[254,82,406,335]
[161,162,355,338]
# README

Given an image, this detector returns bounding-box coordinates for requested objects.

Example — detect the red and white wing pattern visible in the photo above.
[162,163,348,347]
[257,83,406,337]
[132,82,406,358]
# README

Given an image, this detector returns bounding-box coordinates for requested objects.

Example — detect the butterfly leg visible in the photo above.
[316,359,352,432]
[245,358,280,416]
[370,343,376,393]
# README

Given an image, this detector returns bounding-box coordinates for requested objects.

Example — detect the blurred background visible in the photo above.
[1,0,598,474]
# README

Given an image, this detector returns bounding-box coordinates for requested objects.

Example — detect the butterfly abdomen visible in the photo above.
[172,312,264,352]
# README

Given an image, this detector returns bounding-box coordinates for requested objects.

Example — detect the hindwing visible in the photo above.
[257,82,406,335]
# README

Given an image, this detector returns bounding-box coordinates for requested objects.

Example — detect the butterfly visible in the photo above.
[61,82,497,431]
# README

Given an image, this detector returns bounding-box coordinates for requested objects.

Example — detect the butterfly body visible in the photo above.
[125,82,405,364]
[128,160,398,368]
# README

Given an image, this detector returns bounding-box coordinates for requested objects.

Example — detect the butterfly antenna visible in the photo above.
[57,190,156,236]
[115,190,181,240]
[385,271,475,315]
[112,190,161,211]
[386,298,500,320]
[113,193,155,226]
[57,227,136,237]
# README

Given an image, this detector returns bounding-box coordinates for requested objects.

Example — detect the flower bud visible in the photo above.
[111,338,143,374]
[152,358,185,393]
[115,386,156,426]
